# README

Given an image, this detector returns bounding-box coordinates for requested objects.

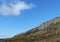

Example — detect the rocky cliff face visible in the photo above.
[0,17,60,42]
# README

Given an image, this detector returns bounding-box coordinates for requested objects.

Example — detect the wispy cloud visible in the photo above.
[0,0,34,16]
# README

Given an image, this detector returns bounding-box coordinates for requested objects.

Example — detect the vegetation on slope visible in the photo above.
[0,17,60,42]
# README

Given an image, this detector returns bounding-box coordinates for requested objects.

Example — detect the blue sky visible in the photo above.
[0,0,60,38]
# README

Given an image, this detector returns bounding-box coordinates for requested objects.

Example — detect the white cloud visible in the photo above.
[0,0,34,16]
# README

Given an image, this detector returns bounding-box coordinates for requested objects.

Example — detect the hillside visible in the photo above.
[0,17,60,42]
